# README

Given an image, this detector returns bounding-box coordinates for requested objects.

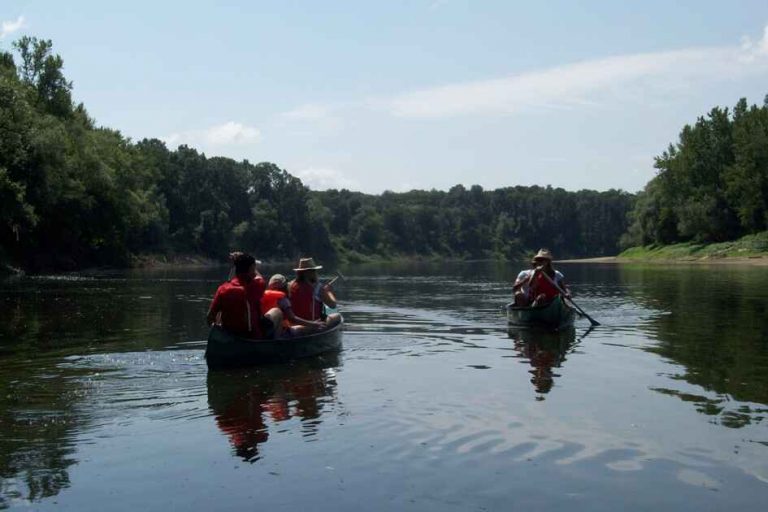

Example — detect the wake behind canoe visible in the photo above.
[205,318,344,368]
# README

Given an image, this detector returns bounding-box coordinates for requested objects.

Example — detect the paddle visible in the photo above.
[536,268,600,326]
[314,271,345,306]
[326,270,345,287]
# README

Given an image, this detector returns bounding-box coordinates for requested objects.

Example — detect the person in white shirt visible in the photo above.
[512,249,570,307]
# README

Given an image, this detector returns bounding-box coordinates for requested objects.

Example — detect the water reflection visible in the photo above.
[508,327,576,399]
[0,360,84,509]
[618,265,768,427]
[207,353,341,462]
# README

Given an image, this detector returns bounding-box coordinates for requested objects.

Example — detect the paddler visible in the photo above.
[288,257,342,329]
[206,252,282,338]
[512,249,571,307]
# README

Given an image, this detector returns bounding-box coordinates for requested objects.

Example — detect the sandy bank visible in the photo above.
[560,256,768,266]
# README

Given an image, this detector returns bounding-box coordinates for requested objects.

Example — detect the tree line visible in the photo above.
[1,37,635,271]
[314,186,633,261]
[622,96,768,248]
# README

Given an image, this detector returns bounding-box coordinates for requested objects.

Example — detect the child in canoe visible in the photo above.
[261,274,324,337]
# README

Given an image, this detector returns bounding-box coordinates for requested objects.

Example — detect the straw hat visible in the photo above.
[531,248,553,262]
[293,257,323,272]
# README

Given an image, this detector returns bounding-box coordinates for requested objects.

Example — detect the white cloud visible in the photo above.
[164,121,261,148]
[740,24,768,62]
[273,24,768,125]
[0,16,26,39]
[278,102,344,134]
[204,121,260,145]
[386,26,768,118]
[294,167,359,191]
[430,0,448,10]
[280,103,333,121]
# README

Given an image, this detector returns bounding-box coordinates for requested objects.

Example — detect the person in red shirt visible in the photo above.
[207,252,281,338]
[288,257,341,329]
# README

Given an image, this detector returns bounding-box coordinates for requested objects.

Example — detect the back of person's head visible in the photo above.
[230,252,256,275]
[268,273,287,290]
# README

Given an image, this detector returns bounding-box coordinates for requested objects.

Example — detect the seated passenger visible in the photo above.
[289,257,342,329]
[261,274,324,337]
[206,252,282,338]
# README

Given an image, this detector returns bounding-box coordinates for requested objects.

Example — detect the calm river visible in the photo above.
[1,261,768,510]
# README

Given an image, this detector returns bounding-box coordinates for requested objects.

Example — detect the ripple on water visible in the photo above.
[56,350,210,435]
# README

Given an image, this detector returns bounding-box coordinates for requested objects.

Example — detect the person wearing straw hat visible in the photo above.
[288,257,342,329]
[206,252,282,339]
[512,249,571,307]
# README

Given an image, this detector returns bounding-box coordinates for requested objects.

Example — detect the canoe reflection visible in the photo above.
[508,327,576,398]
[207,353,341,462]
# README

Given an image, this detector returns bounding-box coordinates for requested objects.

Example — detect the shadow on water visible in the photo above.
[507,327,577,399]
[206,353,342,463]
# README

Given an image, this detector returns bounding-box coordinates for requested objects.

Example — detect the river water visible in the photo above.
[1,261,767,510]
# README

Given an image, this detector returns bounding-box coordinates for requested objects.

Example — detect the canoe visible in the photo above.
[205,318,344,368]
[505,295,575,330]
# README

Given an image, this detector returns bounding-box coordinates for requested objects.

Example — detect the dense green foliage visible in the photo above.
[0,38,333,270]
[314,186,633,261]
[0,38,634,271]
[622,96,768,248]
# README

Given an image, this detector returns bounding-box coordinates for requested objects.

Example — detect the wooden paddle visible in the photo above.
[537,268,600,326]
[314,271,345,303]
[326,270,345,287]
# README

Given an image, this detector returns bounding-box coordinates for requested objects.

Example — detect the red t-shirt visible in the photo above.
[210,276,266,337]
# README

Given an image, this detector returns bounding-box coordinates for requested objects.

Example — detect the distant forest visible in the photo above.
[6,38,764,273]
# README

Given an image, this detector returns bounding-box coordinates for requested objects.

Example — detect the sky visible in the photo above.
[2,1,768,194]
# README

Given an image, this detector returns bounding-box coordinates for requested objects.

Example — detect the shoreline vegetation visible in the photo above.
[562,231,768,265]
[2,37,767,275]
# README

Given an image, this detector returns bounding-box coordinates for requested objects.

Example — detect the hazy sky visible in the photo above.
[2,1,768,193]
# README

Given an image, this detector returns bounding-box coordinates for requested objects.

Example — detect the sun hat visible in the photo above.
[531,248,553,262]
[293,257,323,272]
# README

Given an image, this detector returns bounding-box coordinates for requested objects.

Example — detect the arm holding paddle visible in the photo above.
[537,269,600,326]
[319,276,339,309]
[310,272,344,329]
[314,273,342,309]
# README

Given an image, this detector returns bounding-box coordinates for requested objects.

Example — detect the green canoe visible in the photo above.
[505,296,575,330]
[205,318,344,369]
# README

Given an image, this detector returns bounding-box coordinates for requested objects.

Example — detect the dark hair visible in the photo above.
[230,252,256,274]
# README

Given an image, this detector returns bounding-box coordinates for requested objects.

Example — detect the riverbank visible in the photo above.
[563,232,768,266]
[130,253,221,269]
[563,255,768,266]
[0,263,24,277]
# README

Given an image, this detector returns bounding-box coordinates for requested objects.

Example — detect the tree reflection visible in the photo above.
[0,367,83,508]
[619,265,768,428]
[508,327,576,399]
[207,354,341,462]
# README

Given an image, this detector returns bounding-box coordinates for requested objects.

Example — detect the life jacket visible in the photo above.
[289,280,322,321]
[530,271,561,301]
[261,289,286,314]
